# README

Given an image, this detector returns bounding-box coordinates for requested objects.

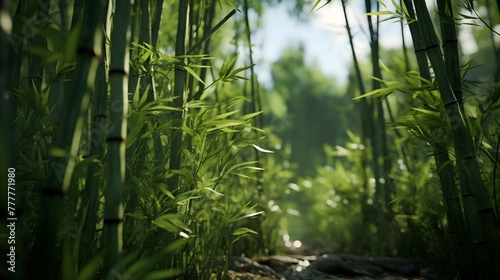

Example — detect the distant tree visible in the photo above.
[266,44,354,176]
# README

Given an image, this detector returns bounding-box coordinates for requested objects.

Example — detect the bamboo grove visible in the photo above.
[348,0,500,278]
[0,0,499,279]
[1,0,269,279]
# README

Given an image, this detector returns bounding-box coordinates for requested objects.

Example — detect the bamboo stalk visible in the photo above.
[150,0,165,169]
[27,0,106,277]
[365,0,395,253]
[128,0,140,97]
[402,1,475,277]
[78,1,113,268]
[243,0,264,195]
[243,0,261,128]
[402,2,475,277]
[436,0,462,106]
[411,0,500,277]
[140,0,155,104]
[187,7,237,102]
[169,0,189,191]
[434,3,480,277]
[104,0,133,274]
[70,0,84,29]
[151,0,164,48]
[342,0,374,253]
[192,1,216,100]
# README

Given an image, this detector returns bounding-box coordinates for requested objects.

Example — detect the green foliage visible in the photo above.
[264,45,353,176]
[11,1,278,279]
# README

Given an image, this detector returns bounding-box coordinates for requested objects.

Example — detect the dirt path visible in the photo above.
[228,254,431,280]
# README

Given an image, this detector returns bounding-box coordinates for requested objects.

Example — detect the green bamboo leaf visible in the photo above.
[252,144,274,153]
[138,86,150,108]
[225,161,259,174]
[41,88,51,113]
[379,60,397,81]
[376,0,388,9]
[223,0,240,11]
[244,211,264,218]
[458,13,477,20]
[353,88,392,100]
[153,214,191,233]
[219,53,239,78]
[209,109,240,120]
[221,127,241,133]
[183,65,206,86]
[181,125,198,137]
[388,194,410,204]
[309,0,332,14]
[158,184,175,200]
[232,227,258,236]
[391,0,402,14]
[204,187,224,196]
[206,120,245,131]
[240,111,262,120]
[366,11,396,16]
[144,105,182,112]
[412,108,440,117]
[228,64,254,77]
[242,166,265,171]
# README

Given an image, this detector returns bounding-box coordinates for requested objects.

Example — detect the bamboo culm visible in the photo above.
[410,0,500,277]
[104,0,133,275]
[27,0,106,277]
[169,0,189,191]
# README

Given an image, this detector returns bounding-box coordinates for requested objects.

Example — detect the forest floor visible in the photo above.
[227,248,431,280]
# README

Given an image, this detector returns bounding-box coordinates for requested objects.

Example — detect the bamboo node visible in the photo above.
[424,44,439,51]
[442,38,458,47]
[462,192,474,197]
[77,47,99,58]
[109,69,128,76]
[103,218,123,224]
[106,136,125,142]
[444,99,459,108]
[414,47,426,54]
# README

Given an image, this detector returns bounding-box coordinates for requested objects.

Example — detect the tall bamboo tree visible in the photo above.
[78,1,113,268]
[27,0,106,277]
[169,0,189,191]
[103,0,133,275]
[401,1,475,277]
[407,0,500,277]
[365,0,395,253]
[341,0,374,252]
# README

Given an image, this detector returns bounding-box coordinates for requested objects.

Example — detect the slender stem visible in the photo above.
[169,0,189,191]
[104,0,133,274]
